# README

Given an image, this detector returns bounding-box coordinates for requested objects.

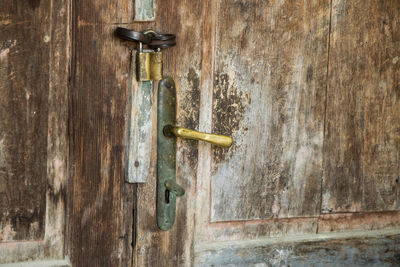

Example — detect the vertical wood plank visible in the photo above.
[67,0,135,266]
[210,0,330,221]
[125,58,154,183]
[323,0,400,213]
[0,2,51,241]
[0,0,69,262]
[44,0,70,259]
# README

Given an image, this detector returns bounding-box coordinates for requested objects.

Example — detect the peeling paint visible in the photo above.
[134,0,156,21]
[0,221,17,241]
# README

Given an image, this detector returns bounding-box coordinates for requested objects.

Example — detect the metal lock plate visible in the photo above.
[156,77,232,230]
[137,50,162,81]
[157,77,182,230]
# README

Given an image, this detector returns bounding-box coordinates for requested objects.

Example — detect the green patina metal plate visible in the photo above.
[157,76,182,230]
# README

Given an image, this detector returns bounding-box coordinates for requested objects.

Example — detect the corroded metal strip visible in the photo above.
[157,77,180,230]
[134,0,156,21]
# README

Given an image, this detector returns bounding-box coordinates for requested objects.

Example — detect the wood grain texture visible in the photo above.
[66,0,135,266]
[318,211,400,233]
[196,217,318,243]
[195,229,400,266]
[1,0,69,262]
[211,0,330,221]
[0,1,50,241]
[323,0,400,213]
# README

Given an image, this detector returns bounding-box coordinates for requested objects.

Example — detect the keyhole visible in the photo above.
[165,190,170,204]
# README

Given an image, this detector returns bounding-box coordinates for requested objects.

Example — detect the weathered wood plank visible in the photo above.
[1,0,70,262]
[67,0,135,265]
[211,0,330,221]
[0,1,51,242]
[43,0,70,260]
[125,60,154,183]
[323,0,400,213]
[196,217,318,243]
[195,229,400,266]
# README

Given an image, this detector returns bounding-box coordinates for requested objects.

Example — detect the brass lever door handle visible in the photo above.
[157,76,232,231]
[163,125,233,148]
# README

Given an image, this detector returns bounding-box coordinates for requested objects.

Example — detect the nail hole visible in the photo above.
[396,178,399,184]
[134,161,139,167]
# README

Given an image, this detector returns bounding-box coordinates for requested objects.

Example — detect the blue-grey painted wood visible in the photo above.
[125,51,154,183]
[195,229,400,266]
[134,0,156,21]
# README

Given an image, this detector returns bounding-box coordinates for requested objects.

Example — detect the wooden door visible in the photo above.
[2,0,400,266]
[134,0,400,266]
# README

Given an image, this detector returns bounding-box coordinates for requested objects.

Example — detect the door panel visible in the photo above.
[323,0,400,213]
[134,0,400,266]
[0,0,69,263]
[61,0,400,265]
[211,0,329,222]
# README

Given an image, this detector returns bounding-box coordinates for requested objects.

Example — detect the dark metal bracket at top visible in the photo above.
[115,27,176,81]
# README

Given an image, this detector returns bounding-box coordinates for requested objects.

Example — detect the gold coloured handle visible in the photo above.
[164,125,233,148]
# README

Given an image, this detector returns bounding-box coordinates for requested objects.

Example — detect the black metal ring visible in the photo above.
[115,27,176,49]
[115,27,151,44]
